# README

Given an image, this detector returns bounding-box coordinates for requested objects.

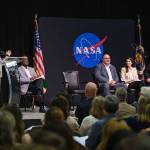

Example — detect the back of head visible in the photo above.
[140,87,150,97]
[50,96,69,119]
[104,95,119,114]
[55,92,72,108]
[85,82,97,98]
[115,87,127,102]
[116,135,150,150]
[138,94,150,122]
[44,106,65,124]
[3,104,24,143]
[32,130,68,150]
[90,96,105,119]
[106,130,134,150]
[102,119,130,139]
[43,120,74,149]
[98,118,131,150]
[0,110,16,146]
[145,104,150,121]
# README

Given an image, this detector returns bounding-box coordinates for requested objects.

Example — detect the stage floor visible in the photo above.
[21,106,46,120]
[21,107,45,129]
[22,112,44,120]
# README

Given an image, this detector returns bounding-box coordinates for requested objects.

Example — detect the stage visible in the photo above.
[21,108,45,129]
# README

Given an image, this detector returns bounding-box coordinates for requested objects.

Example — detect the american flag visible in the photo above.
[33,16,45,79]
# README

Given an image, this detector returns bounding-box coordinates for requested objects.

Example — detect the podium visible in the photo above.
[0,57,22,105]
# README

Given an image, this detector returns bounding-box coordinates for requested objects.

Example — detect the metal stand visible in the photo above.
[0,57,24,105]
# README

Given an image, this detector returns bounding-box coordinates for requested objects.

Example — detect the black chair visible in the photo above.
[20,78,45,112]
[20,92,35,111]
[127,81,145,104]
[62,70,85,106]
[20,92,44,112]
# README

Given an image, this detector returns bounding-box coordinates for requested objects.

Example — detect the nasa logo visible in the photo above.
[72,32,107,68]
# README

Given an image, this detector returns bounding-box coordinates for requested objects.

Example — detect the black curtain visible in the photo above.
[0,0,149,104]
[0,0,149,61]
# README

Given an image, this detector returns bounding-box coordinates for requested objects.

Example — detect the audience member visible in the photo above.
[43,120,75,150]
[32,130,69,150]
[97,118,131,150]
[115,87,136,118]
[105,130,134,150]
[2,104,25,143]
[75,82,97,124]
[116,135,150,150]
[50,95,79,132]
[44,106,65,124]
[79,96,105,136]
[139,103,150,136]
[85,95,119,150]
[0,110,16,150]
[124,92,150,133]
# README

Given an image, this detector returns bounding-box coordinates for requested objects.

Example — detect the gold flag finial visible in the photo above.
[34,13,38,21]
[34,13,38,31]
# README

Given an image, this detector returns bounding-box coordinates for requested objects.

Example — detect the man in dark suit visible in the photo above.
[75,82,98,124]
[95,54,125,96]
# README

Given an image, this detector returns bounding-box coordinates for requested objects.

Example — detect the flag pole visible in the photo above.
[137,15,142,45]
[135,14,145,80]
[34,13,38,31]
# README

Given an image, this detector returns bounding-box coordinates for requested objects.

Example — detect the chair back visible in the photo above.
[62,70,80,91]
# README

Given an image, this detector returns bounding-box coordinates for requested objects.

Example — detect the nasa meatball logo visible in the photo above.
[73,33,108,68]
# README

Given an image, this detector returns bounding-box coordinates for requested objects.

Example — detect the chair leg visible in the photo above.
[21,95,26,112]
[32,96,35,111]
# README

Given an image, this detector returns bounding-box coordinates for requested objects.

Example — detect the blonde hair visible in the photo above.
[145,104,150,122]
[137,94,150,122]
[90,96,105,119]
[97,118,130,150]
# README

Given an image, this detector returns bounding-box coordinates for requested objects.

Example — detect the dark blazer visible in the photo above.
[124,115,150,133]
[94,63,119,83]
[75,97,93,125]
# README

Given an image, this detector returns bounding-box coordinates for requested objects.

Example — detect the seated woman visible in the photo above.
[121,57,139,85]
[120,57,144,101]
